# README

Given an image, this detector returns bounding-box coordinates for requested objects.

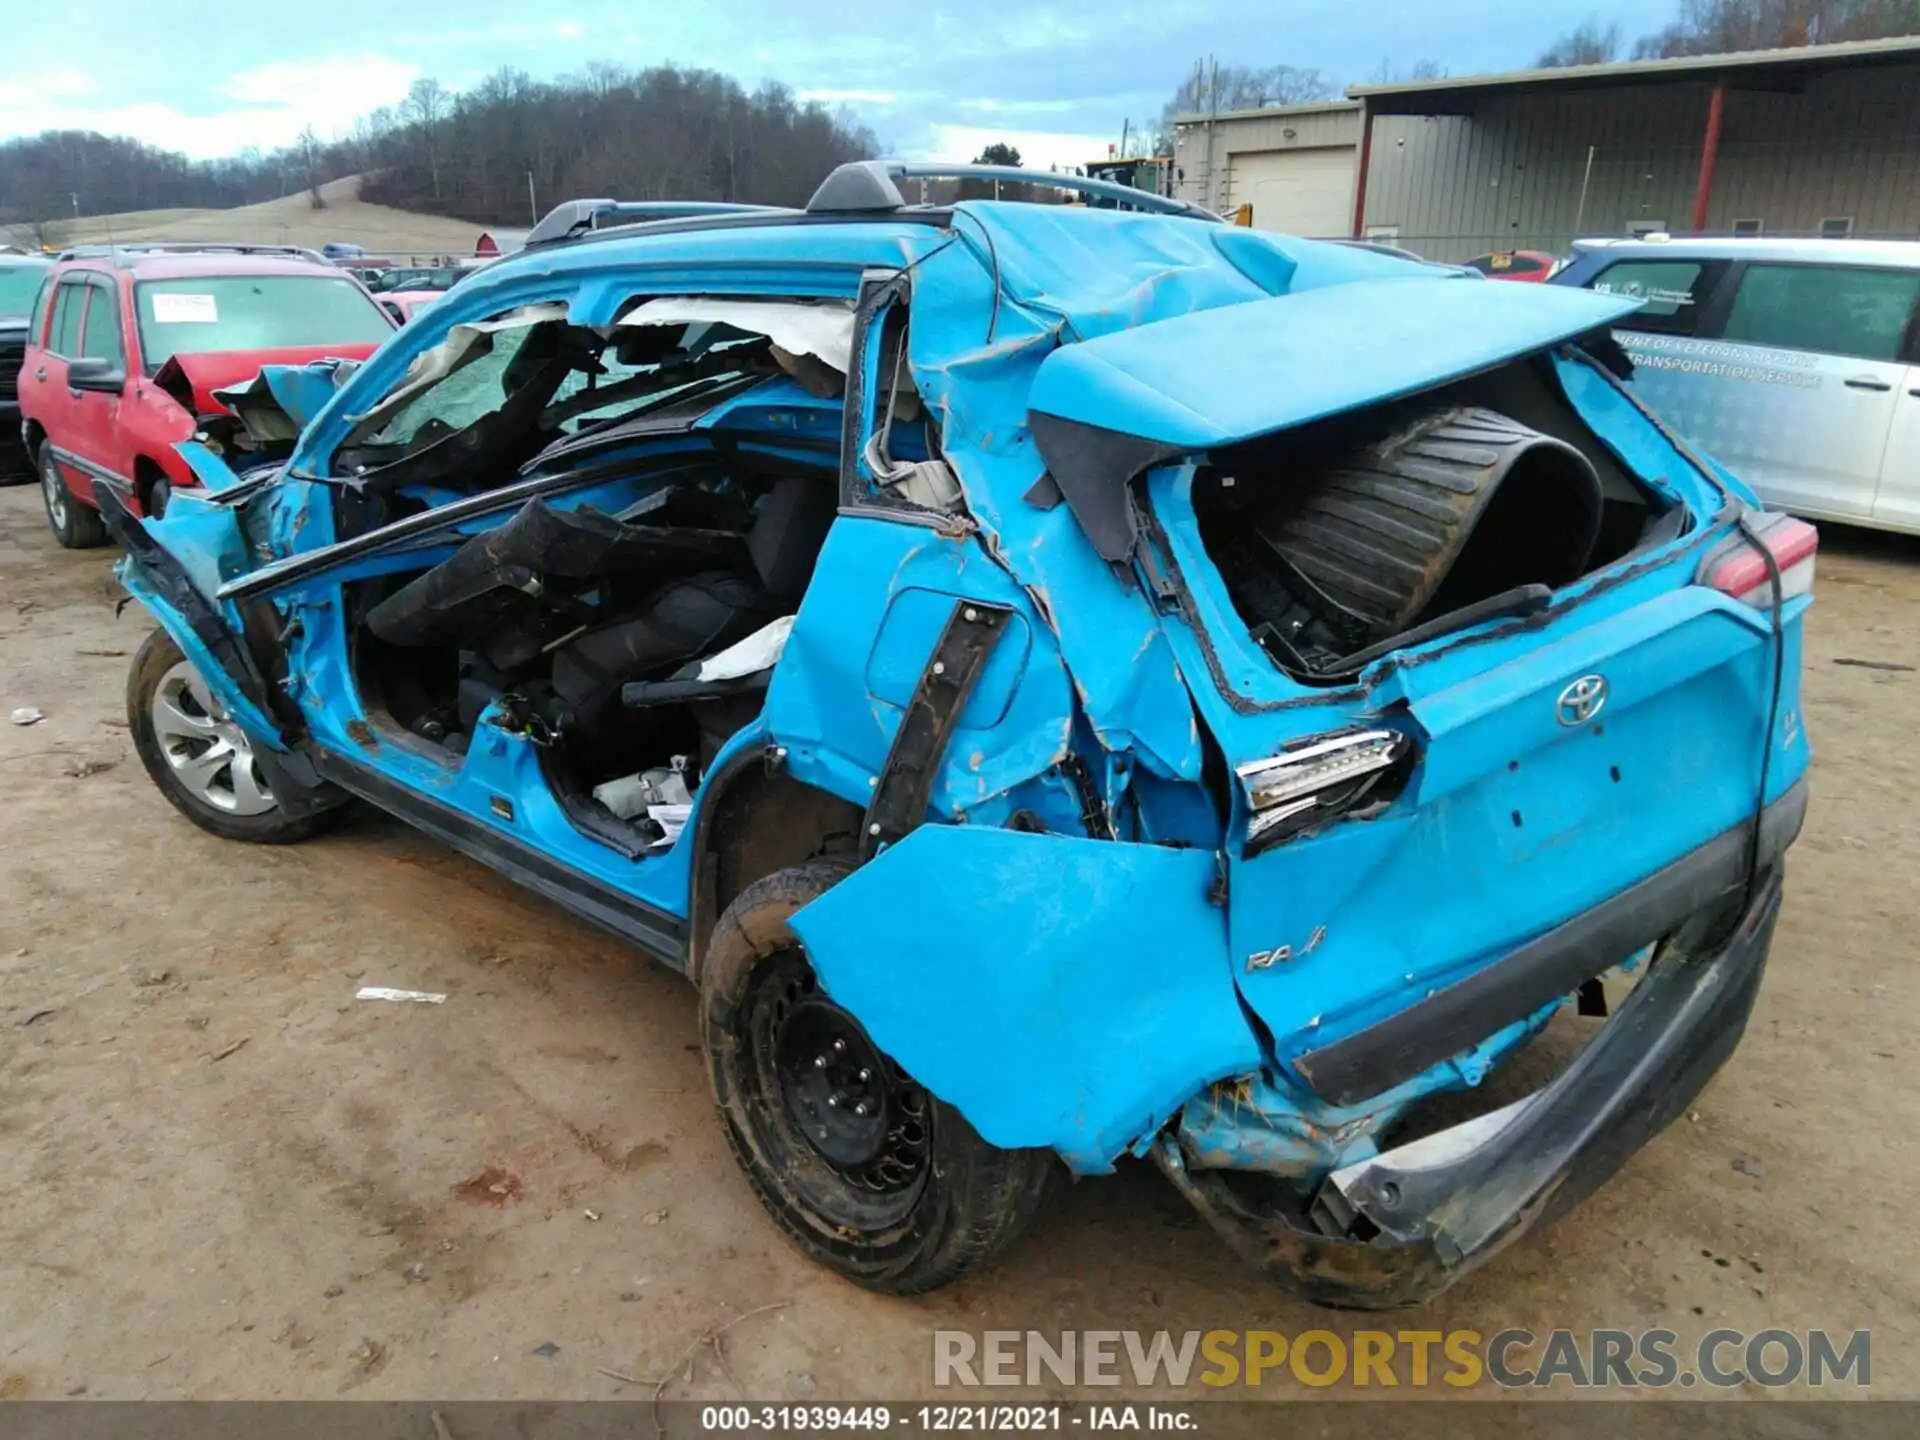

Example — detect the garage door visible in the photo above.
[1228,147,1355,238]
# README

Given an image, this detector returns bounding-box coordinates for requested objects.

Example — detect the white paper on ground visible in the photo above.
[356,986,447,1004]
[695,615,794,681]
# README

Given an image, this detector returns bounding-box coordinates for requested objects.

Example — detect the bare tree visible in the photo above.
[0,63,879,229]
[1369,57,1451,81]
[401,77,450,200]
[298,126,325,209]
[1537,19,1624,66]
[1156,60,1335,149]
[1632,0,1920,57]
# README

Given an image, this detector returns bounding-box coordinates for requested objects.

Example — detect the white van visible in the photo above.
[1555,237,1920,536]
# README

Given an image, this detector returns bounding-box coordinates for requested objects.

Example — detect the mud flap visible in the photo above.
[789,826,1260,1171]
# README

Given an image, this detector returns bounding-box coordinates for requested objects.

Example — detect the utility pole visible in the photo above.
[527,171,537,224]
[1204,56,1220,210]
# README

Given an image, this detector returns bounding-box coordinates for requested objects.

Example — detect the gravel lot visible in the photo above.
[1,481,1916,1407]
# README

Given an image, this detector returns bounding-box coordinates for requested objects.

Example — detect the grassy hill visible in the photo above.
[18,177,498,259]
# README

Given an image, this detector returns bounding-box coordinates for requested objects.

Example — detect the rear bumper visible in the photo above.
[1155,799,1795,1309]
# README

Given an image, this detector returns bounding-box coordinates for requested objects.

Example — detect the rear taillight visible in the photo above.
[1698,511,1818,608]
[1236,727,1413,856]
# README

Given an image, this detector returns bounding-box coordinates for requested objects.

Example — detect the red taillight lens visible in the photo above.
[1699,512,1818,608]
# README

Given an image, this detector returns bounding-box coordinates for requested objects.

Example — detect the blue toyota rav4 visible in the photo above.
[104,164,1812,1307]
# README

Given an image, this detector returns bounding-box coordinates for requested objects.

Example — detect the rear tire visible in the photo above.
[700,861,1057,1294]
[127,628,349,844]
[40,444,108,549]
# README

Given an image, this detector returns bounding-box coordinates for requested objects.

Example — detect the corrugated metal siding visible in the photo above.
[1362,63,1920,261]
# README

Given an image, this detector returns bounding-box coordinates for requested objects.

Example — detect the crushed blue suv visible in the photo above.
[103,163,1812,1306]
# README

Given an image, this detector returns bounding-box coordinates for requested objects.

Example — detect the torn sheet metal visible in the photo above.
[618,296,857,373]
[762,514,1076,822]
[212,359,362,443]
[790,824,1260,1171]
[899,229,1205,777]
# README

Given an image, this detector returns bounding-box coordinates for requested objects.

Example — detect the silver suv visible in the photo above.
[1555,236,1920,537]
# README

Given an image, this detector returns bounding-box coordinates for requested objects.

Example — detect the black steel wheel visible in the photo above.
[700,860,1056,1293]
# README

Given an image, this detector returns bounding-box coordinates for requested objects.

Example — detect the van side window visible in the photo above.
[1721,264,1920,363]
[1587,259,1721,336]
[49,280,89,358]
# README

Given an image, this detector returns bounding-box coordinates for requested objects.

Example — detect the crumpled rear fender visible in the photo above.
[789,825,1261,1172]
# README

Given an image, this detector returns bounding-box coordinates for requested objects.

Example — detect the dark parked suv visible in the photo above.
[0,252,52,479]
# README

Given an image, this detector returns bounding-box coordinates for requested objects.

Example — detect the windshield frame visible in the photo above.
[132,272,395,372]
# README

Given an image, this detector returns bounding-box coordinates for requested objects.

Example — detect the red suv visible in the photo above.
[18,244,396,547]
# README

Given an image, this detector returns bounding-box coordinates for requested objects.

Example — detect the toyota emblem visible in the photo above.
[1556,674,1608,727]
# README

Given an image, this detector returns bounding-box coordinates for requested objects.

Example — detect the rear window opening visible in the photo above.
[1189,353,1677,680]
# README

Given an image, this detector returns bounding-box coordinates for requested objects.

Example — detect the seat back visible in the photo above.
[746,476,837,605]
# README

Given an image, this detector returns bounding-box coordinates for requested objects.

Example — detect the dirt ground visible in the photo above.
[1,478,1917,1410]
[6,177,497,261]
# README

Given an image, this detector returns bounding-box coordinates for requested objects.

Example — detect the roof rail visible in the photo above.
[806,161,1220,221]
[54,241,330,266]
[524,199,795,249]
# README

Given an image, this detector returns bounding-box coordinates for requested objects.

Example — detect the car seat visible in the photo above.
[547,475,837,747]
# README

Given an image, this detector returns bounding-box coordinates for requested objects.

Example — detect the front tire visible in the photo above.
[700,861,1057,1294]
[39,444,109,549]
[127,628,347,844]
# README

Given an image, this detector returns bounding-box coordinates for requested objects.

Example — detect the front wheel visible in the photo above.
[40,444,108,549]
[127,628,348,844]
[700,861,1057,1294]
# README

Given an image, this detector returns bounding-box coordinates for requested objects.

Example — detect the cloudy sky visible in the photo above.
[2,0,1678,170]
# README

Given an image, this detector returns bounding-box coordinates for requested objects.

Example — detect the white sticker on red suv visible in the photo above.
[151,293,219,323]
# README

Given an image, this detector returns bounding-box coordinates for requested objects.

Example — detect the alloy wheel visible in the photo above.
[148,661,278,816]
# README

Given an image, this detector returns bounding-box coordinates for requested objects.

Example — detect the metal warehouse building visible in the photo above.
[1171,35,1920,261]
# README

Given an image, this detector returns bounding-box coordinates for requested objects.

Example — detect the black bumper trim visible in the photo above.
[309,748,689,969]
[1159,866,1785,1308]
[99,485,291,743]
[1294,778,1807,1106]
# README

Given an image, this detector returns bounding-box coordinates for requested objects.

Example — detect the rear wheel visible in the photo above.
[40,444,108,549]
[127,628,348,844]
[700,861,1057,1294]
